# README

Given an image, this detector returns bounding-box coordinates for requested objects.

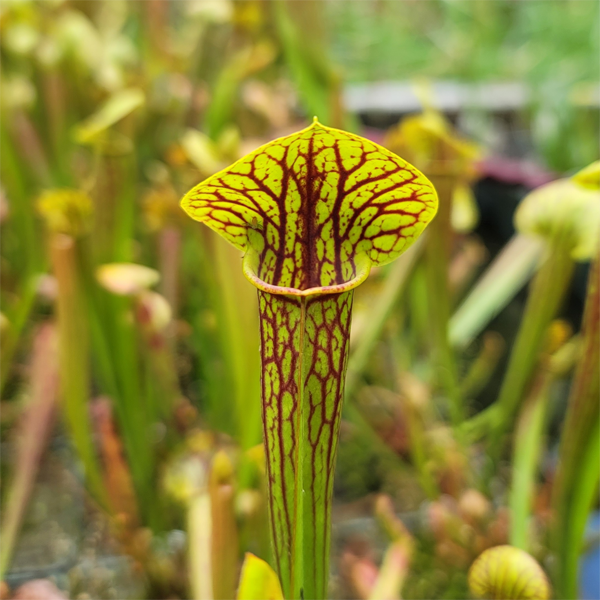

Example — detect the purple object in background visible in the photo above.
[580,511,600,600]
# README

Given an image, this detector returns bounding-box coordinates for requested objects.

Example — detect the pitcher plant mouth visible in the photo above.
[242,249,372,297]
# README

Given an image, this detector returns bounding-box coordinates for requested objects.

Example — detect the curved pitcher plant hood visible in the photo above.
[181,118,437,295]
[515,160,600,261]
[181,118,437,599]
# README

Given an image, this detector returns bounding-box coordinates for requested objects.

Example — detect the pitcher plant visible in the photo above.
[181,118,437,598]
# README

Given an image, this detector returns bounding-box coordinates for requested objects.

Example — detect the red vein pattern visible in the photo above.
[182,120,437,292]
[259,290,352,598]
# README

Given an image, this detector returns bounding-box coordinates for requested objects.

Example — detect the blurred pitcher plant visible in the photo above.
[550,165,600,599]
[466,161,600,452]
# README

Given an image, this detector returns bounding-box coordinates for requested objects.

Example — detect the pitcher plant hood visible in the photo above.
[181,118,438,295]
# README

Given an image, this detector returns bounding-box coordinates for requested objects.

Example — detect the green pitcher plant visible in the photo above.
[181,118,437,599]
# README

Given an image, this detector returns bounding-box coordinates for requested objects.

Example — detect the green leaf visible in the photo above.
[237,553,284,600]
[181,119,437,599]
[73,87,145,145]
[449,234,543,349]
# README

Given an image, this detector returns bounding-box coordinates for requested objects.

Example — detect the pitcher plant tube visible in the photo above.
[181,118,437,599]
[465,161,600,451]
[552,253,599,599]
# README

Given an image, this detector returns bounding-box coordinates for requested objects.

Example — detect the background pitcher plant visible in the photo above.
[181,119,437,598]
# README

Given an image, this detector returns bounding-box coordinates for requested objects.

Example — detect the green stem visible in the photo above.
[0,277,38,395]
[369,539,413,600]
[78,255,156,521]
[552,259,599,599]
[0,123,44,278]
[406,398,439,500]
[424,173,464,427]
[509,368,551,550]
[259,291,352,599]
[51,234,107,507]
[113,152,137,262]
[561,419,600,599]
[449,234,543,349]
[110,294,158,525]
[389,334,439,499]
[460,331,504,399]
[467,238,575,447]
